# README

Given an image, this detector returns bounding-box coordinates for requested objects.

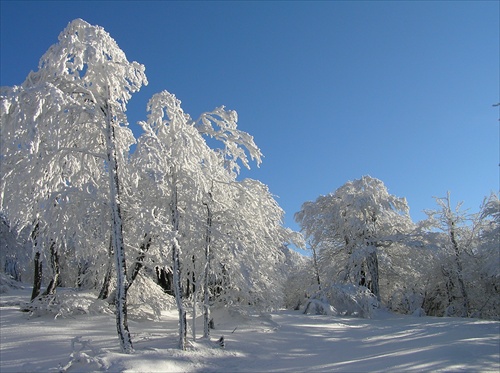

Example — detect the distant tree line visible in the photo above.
[293,176,499,320]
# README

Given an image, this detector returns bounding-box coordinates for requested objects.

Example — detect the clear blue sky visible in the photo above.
[1,1,499,236]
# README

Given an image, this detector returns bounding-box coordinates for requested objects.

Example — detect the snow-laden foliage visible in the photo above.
[304,284,379,318]
[281,247,316,310]
[195,106,262,176]
[134,91,299,315]
[20,289,113,318]
[0,272,25,295]
[1,22,299,345]
[420,193,500,319]
[294,178,498,319]
[207,179,299,310]
[0,215,30,283]
[23,18,148,353]
[295,176,416,312]
[0,18,148,353]
[127,274,177,321]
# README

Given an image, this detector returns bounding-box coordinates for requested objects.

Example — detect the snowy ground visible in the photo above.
[1,285,499,372]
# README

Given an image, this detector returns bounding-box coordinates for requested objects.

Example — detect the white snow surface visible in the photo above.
[1,284,499,372]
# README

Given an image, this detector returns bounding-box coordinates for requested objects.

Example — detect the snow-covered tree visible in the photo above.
[295,176,415,314]
[280,247,315,310]
[423,193,471,317]
[2,18,306,350]
[1,19,147,353]
[134,90,301,344]
[421,193,499,318]
[213,178,300,309]
[134,91,215,349]
[473,193,500,318]
[1,82,90,299]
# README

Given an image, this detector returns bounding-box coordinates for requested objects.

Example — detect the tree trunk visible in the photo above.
[30,223,42,301]
[449,221,469,317]
[127,233,151,290]
[202,196,212,339]
[104,94,133,354]
[311,244,321,289]
[156,266,174,295]
[366,248,380,301]
[31,251,43,301]
[191,254,197,341]
[171,178,187,350]
[173,238,187,350]
[98,237,113,300]
[186,254,196,297]
[42,241,60,296]
[303,244,323,315]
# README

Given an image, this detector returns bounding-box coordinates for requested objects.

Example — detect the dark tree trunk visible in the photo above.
[98,237,114,300]
[449,221,469,317]
[42,241,60,296]
[185,254,196,298]
[156,266,174,295]
[311,244,321,289]
[31,251,43,301]
[127,233,151,290]
[366,249,380,300]
[30,223,42,301]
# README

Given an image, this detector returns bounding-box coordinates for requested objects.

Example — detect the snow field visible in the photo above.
[1,286,499,372]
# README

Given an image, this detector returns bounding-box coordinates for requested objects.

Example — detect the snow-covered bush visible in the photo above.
[304,284,379,318]
[387,287,425,315]
[0,215,30,283]
[420,193,500,320]
[0,272,25,294]
[127,273,177,321]
[21,290,113,318]
[281,248,316,310]
[58,336,106,373]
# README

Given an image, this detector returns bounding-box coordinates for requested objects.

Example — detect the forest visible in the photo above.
[1,19,498,356]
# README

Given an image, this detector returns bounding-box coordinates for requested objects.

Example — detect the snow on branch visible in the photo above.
[195,106,262,175]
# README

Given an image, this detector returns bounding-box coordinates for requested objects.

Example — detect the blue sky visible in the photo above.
[1,1,498,236]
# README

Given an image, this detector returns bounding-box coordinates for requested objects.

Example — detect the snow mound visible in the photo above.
[0,272,25,294]
[56,336,106,373]
[127,274,177,321]
[210,306,281,334]
[21,289,113,318]
[304,284,379,318]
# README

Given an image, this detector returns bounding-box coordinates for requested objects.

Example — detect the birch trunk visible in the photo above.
[171,178,187,350]
[192,283,198,342]
[172,237,187,349]
[202,196,212,339]
[104,94,133,354]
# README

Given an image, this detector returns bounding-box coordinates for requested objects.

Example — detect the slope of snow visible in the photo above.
[1,284,498,372]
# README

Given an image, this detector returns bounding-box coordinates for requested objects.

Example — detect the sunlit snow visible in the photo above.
[1,284,498,372]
